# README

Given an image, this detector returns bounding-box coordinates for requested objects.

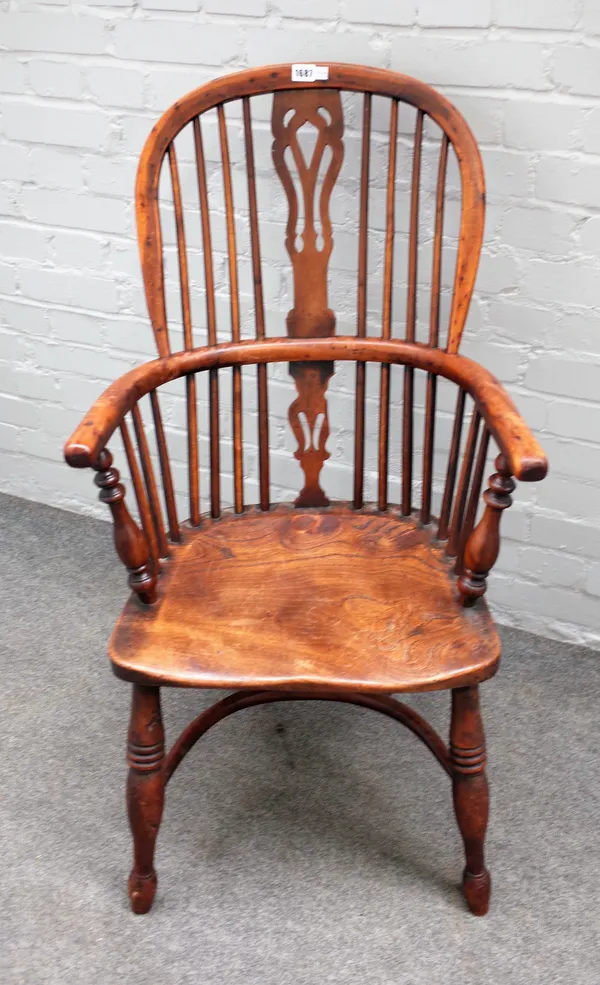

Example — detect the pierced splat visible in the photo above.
[289,364,331,507]
[272,88,344,506]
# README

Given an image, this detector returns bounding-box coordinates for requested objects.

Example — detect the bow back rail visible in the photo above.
[136,64,485,356]
[134,64,485,514]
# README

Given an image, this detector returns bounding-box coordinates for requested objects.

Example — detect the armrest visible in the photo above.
[64,337,546,611]
[64,353,183,469]
[64,337,547,482]
[447,360,547,483]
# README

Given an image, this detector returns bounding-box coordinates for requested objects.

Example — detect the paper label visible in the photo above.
[291,63,329,82]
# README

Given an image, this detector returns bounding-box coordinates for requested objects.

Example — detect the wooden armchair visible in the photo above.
[64,64,547,917]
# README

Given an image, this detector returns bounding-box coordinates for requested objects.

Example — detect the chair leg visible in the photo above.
[450,684,491,916]
[126,684,165,914]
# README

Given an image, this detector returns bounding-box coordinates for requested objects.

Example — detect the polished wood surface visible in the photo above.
[110,506,500,692]
[63,64,549,917]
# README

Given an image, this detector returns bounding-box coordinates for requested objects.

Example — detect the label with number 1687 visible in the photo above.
[291,64,329,82]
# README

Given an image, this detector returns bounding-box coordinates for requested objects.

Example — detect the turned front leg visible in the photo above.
[450,685,491,916]
[127,684,165,914]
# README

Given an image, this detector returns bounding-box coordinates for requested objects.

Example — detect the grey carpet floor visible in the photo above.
[1,492,599,985]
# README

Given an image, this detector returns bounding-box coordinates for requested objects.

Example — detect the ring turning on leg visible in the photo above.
[450,685,491,916]
[126,684,165,914]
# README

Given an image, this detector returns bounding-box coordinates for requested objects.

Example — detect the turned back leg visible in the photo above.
[450,684,491,916]
[127,684,165,914]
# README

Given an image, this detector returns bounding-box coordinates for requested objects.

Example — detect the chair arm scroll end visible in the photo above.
[506,445,547,485]
[64,435,95,470]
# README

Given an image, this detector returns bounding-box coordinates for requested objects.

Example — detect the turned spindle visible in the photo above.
[457,453,515,607]
[93,448,157,605]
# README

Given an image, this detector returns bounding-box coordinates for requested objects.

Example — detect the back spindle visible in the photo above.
[193,116,217,346]
[208,365,220,519]
[193,115,218,519]
[131,403,169,558]
[422,133,449,524]
[244,96,269,511]
[402,109,424,517]
[187,376,200,526]
[447,407,481,559]
[438,389,466,540]
[168,143,192,350]
[218,103,243,513]
[150,390,179,543]
[455,426,491,575]
[168,140,200,526]
[353,92,371,510]
[378,98,398,511]
[120,417,160,568]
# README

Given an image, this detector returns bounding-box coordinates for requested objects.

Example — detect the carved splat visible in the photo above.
[272,89,344,506]
[288,365,331,507]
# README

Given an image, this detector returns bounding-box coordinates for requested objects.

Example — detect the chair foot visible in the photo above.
[462,866,491,916]
[128,870,158,914]
[451,685,491,917]
[126,684,165,915]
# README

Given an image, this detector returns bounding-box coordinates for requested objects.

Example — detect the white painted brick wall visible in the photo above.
[1,0,600,649]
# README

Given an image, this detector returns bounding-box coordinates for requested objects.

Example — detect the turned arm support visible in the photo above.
[92,448,157,605]
[64,336,548,482]
[457,453,516,608]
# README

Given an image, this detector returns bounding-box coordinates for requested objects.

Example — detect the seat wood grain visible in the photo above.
[110,506,500,692]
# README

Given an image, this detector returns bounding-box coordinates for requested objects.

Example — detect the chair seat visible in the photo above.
[110,506,500,693]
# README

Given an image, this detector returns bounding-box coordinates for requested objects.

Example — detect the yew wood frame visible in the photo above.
[64,63,548,919]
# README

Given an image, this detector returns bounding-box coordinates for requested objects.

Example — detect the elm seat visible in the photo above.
[64,63,547,920]
[110,507,500,692]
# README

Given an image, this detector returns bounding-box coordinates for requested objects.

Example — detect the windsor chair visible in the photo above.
[64,63,547,918]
